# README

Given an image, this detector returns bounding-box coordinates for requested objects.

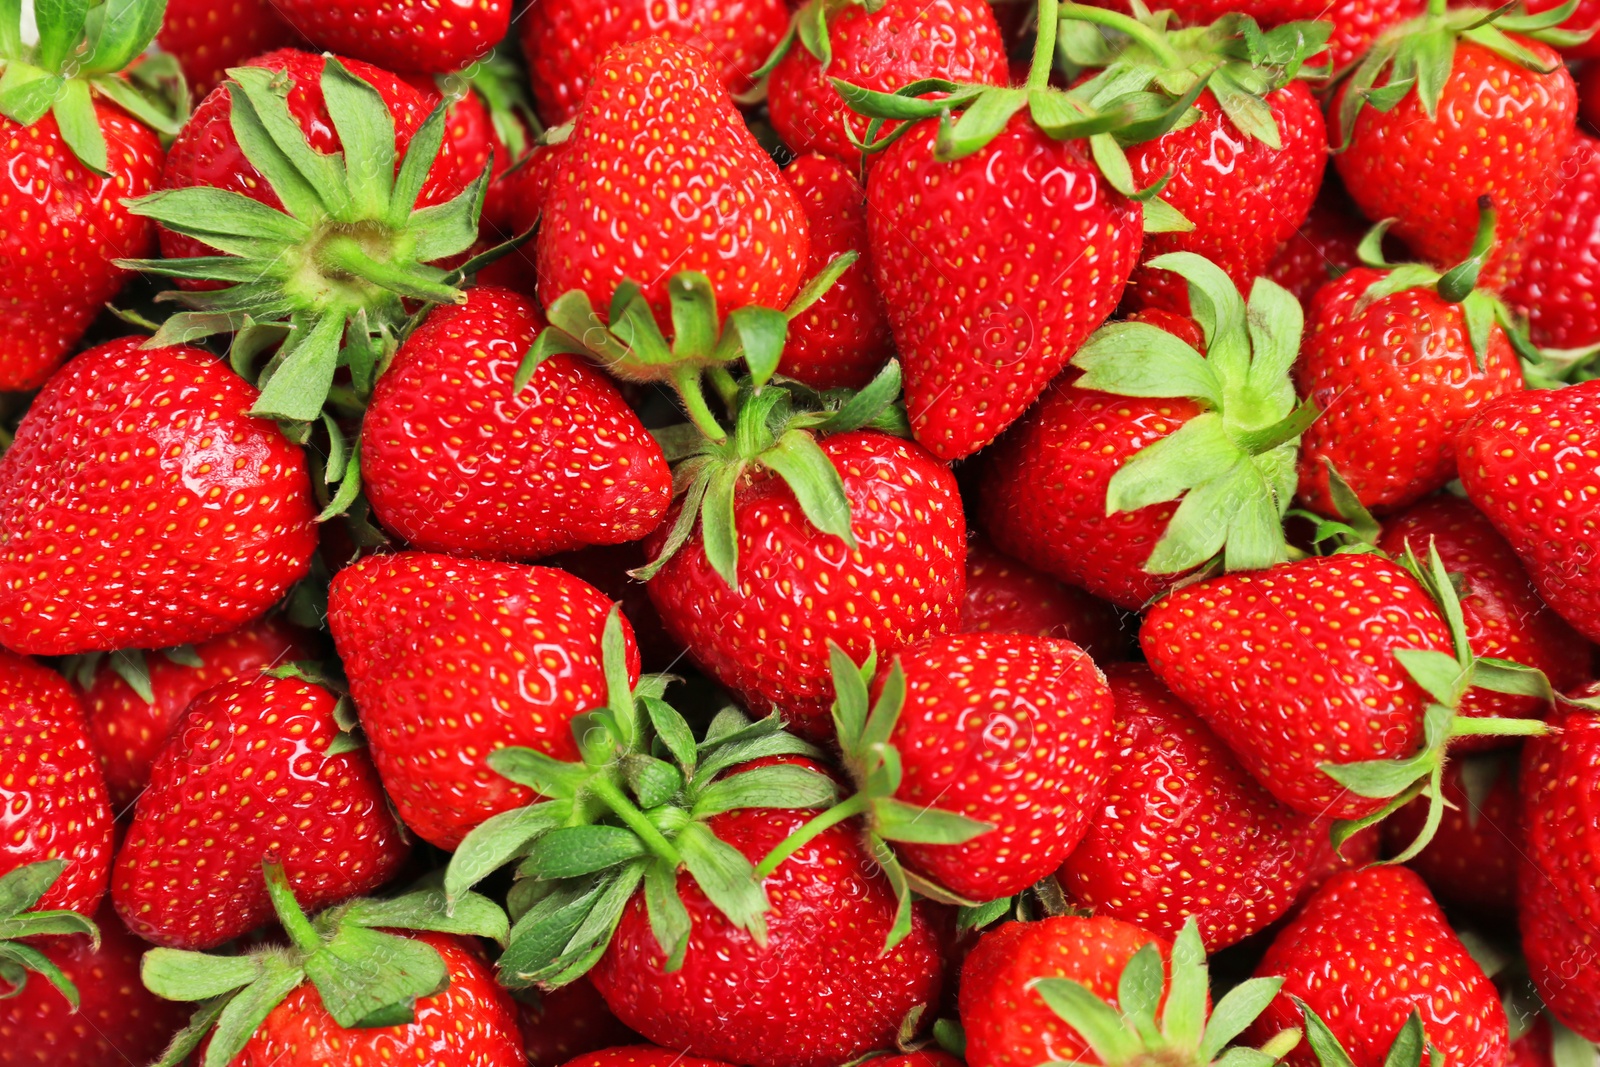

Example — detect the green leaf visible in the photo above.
[1469,658,1555,701]
[342,884,510,945]
[676,822,769,944]
[1089,132,1138,198]
[0,861,66,917]
[1142,195,1195,234]
[936,87,1027,161]
[153,996,231,1067]
[315,442,362,523]
[532,862,646,987]
[760,428,856,550]
[1549,1019,1599,1067]
[407,173,488,262]
[33,0,92,72]
[251,312,345,422]
[142,950,262,1002]
[642,857,692,970]
[388,97,448,226]
[1383,1011,1429,1067]
[1032,978,1141,1064]
[1139,459,1246,574]
[699,460,745,589]
[202,956,305,1067]
[1320,750,1437,799]
[226,67,339,223]
[829,641,871,750]
[830,76,967,120]
[0,940,78,1005]
[1221,459,1294,574]
[1202,977,1286,1059]
[1071,321,1223,406]
[1209,66,1281,149]
[1394,648,1468,708]
[785,251,859,320]
[725,305,789,389]
[1244,276,1305,402]
[80,0,166,75]
[872,798,993,845]
[320,58,396,217]
[668,271,720,365]
[693,765,838,817]
[1105,412,1238,514]
[524,825,649,879]
[1298,1000,1358,1067]
[51,79,108,175]
[814,358,904,434]
[485,746,589,797]
[0,0,22,57]
[1162,918,1208,1050]
[303,925,446,1029]
[1116,943,1164,1041]
[0,63,64,127]
[625,755,682,809]
[645,697,698,773]
[1147,252,1249,382]
[497,880,609,985]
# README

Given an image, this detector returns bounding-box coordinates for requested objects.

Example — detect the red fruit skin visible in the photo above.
[273,0,510,74]
[0,338,316,656]
[1297,818,1380,905]
[868,114,1143,460]
[0,106,161,392]
[521,0,789,127]
[0,653,112,916]
[960,915,1171,1067]
[880,633,1115,901]
[159,49,465,265]
[1294,266,1524,516]
[778,154,892,390]
[1519,692,1600,1040]
[559,1049,738,1067]
[978,380,1203,610]
[82,617,312,808]
[1584,62,1600,132]
[327,552,639,849]
[1378,495,1588,746]
[156,0,302,96]
[1060,665,1317,950]
[226,932,525,1066]
[537,38,809,328]
[1503,135,1600,350]
[644,431,966,740]
[546,543,683,675]
[1318,0,1427,71]
[1264,193,1365,311]
[361,288,672,561]
[1456,381,1600,644]
[589,808,945,1067]
[1382,756,1524,915]
[766,0,1009,167]
[1334,39,1576,287]
[112,673,409,949]
[1507,1017,1553,1067]
[0,904,189,1067]
[1140,554,1456,820]
[872,1056,965,1067]
[960,536,1131,662]
[1123,84,1326,315]
[518,980,639,1067]
[1247,867,1510,1067]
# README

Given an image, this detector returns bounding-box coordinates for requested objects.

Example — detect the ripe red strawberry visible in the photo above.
[522,0,789,127]
[112,672,410,949]
[361,287,672,561]
[560,1051,739,1067]
[156,0,302,96]
[1140,554,1456,819]
[778,154,893,390]
[1335,27,1577,286]
[1382,754,1524,915]
[1314,0,1428,70]
[766,0,1009,166]
[273,0,509,75]
[328,552,638,849]
[0,903,189,1067]
[1294,264,1524,517]
[0,653,112,915]
[1264,194,1365,310]
[1518,688,1600,1040]
[1378,495,1588,745]
[1456,380,1600,643]
[1059,664,1317,950]
[961,535,1131,662]
[1298,817,1381,905]
[645,429,965,740]
[1503,135,1600,350]
[537,38,809,330]
[80,617,313,807]
[0,338,317,655]
[547,543,684,673]
[1246,866,1510,1067]
[518,980,639,1067]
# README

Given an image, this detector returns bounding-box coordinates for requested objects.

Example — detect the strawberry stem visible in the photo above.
[1057,3,1183,67]
[1448,714,1551,737]
[261,861,322,957]
[671,366,730,443]
[753,793,872,880]
[318,235,466,306]
[587,776,684,867]
[1029,0,1064,92]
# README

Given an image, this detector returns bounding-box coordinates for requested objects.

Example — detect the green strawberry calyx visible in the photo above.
[752,0,886,80]
[143,862,509,1067]
[629,359,909,589]
[435,49,542,162]
[1334,0,1588,146]
[442,607,840,988]
[1300,1000,1439,1067]
[0,860,100,1006]
[0,0,187,174]
[1059,3,1331,152]
[1036,918,1301,1067]
[751,642,996,952]
[117,56,489,427]
[519,252,860,443]
[61,643,205,704]
[1071,251,1317,577]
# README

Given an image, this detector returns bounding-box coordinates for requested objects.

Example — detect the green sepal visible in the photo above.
[0,860,99,1005]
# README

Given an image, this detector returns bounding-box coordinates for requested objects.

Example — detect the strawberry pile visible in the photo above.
[2,0,1600,1063]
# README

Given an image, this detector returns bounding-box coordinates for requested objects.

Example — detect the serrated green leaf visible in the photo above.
[303,925,445,1029]
[1104,412,1238,514]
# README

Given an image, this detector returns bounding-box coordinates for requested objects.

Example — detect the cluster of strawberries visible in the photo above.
[1,0,1599,1063]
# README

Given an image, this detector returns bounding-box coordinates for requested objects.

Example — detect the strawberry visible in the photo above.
[112,672,410,949]
[1382,753,1525,915]
[1377,495,1588,745]
[1293,242,1525,517]
[1503,135,1600,351]
[1246,866,1509,1067]
[518,980,640,1067]
[521,0,790,127]
[78,617,313,807]
[156,0,302,96]
[1059,664,1318,950]
[0,903,189,1067]
[960,915,1293,1067]
[1333,15,1578,287]
[0,338,317,655]
[961,535,1132,662]
[979,257,1313,609]
[778,153,893,390]
[1297,818,1380,905]
[1317,0,1428,71]
[0,654,113,917]
[327,551,639,849]
[765,0,1010,167]
[142,864,521,1067]
[559,1051,740,1067]
[360,287,672,561]
[547,543,684,674]
[1456,379,1600,643]
[0,0,174,393]
[1264,193,1365,311]
[273,0,510,75]
[1518,688,1600,1040]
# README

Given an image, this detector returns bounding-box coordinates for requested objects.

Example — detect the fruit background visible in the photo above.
[0,0,1598,1064]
